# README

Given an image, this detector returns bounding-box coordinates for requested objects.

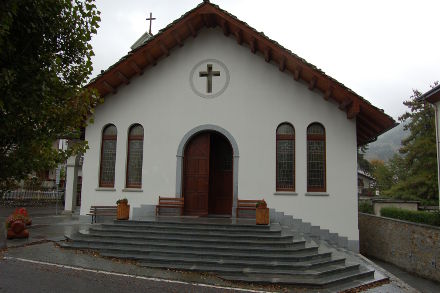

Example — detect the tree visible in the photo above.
[370,159,393,193]
[384,85,438,201]
[357,146,372,173]
[0,0,101,191]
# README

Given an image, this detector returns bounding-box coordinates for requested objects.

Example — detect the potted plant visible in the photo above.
[116,198,130,220]
[5,212,30,239]
[256,199,269,225]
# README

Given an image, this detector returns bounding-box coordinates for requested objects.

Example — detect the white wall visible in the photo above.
[81,27,358,240]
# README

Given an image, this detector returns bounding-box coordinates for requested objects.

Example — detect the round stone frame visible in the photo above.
[189,59,230,99]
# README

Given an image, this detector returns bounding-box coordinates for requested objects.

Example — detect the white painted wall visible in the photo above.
[80,27,358,240]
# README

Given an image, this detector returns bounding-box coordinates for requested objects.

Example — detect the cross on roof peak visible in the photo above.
[146,12,156,34]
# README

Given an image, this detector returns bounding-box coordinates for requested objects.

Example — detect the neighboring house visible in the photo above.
[16,139,68,190]
[63,1,395,247]
[357,169,376,196]
[419,84,440,206]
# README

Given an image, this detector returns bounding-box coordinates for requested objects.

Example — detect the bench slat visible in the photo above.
[89,205,118,223]
[156,196,184,216]
[236,199,264,218]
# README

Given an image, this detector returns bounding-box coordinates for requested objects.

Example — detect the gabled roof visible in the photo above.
[89,0,396,145]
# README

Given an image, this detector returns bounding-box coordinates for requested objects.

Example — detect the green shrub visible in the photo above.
[359,201,374,214]
[380,207,440,226]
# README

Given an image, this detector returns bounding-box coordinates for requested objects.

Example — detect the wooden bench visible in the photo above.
[156,197,184,216]
[236,199,264,218]
[87,206,117,223]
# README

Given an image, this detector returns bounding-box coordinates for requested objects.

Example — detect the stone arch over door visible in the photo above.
[176,124,239,217]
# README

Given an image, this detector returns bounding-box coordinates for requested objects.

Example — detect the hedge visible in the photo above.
[359,202,374,214]
[380,207,440,226]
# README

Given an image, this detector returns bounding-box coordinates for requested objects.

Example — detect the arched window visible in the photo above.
[99,124,117,187]
[126,124,144,188]
[276,123,295,191]
[307,123,326,192]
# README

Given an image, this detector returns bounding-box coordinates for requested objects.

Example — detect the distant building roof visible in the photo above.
[357,169,375,181]
[420,84,440,103]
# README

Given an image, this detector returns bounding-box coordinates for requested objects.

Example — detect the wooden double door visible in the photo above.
[183,132,233,216]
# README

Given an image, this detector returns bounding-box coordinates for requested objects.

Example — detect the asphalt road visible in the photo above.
[0,258,260,293]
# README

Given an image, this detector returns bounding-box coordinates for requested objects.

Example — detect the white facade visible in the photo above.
[79,28,358,240]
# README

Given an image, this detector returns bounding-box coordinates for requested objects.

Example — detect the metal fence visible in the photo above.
[2,190,64,201]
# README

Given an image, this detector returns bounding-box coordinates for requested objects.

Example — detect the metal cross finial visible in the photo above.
[146,12,156,34]
[199,64,220,93]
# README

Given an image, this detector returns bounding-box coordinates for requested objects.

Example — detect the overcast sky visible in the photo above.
[90,0,440,120]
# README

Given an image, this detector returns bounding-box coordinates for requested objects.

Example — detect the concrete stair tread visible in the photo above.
[219,266,375,286]
[66,234,307,252]
[117,219,274,230]
[99,224,282,234]
[138,261,358,276]
[95,251,341,268]
[80,231,297,245]
[88,227,290,239]
[61,241,325,260]
[108,222,279,232]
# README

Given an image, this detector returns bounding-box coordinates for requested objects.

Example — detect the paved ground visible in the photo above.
[369,258,440,293]
[0,257,260,293]
[0,206,435,292]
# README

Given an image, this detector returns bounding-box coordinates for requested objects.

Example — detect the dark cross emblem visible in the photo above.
[199,64,220,93]
[146,12,156,34]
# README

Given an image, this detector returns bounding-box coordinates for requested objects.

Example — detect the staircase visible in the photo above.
[61,218,382,289]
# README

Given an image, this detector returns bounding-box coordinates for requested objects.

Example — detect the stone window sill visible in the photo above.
[95,187,116,192]
[305,192,329,196]
[274,192,298,196]
[122,188,143,192]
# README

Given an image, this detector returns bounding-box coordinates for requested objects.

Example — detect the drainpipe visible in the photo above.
[434,103,440,210]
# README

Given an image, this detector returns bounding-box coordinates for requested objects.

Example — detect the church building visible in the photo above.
[64,1,395,248]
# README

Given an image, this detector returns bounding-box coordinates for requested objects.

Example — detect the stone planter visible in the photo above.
[117,203,130,220]
[256,207,269,225]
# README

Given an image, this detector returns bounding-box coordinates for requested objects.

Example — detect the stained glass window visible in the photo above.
[100,125,117,187]
[126,124,144,188]
[307,123,325,192]
[276,123,295,191]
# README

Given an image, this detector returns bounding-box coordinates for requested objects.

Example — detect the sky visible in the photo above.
[89,0,440,120]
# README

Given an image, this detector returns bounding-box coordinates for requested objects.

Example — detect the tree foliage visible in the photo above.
[0,0,101,190]
[370,159,393,193]
[384,87,438,200]
[371,85,438,202]
[357,146,372,173]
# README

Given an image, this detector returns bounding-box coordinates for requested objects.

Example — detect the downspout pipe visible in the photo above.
[434,103,440,210]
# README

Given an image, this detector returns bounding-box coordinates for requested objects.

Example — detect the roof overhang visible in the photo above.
[88,1,396,146]
[420,84,440,104]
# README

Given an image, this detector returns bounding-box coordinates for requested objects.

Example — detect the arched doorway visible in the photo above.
[182,131,233,216]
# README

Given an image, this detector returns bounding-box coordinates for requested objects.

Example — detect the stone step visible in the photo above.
[88,227,293,241]
[101,223,282,234]
[139,261,359,277]
[62,217,379,289]
[220,266,375,287]
[67,234,307,253]
[61,242,326,262]
[114,219,274,231]
[77,231,299,248]
[94,251,341,271]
